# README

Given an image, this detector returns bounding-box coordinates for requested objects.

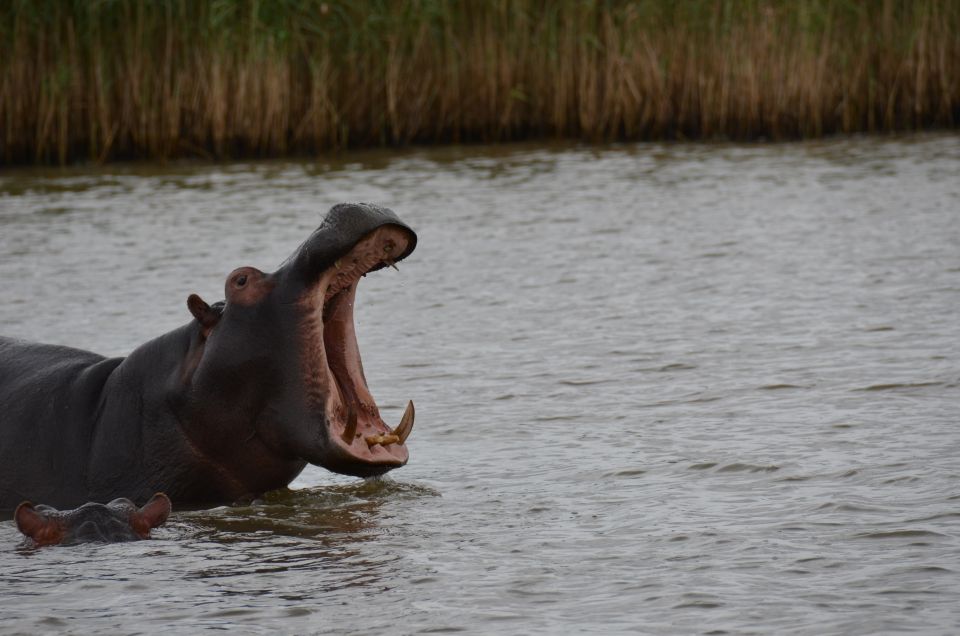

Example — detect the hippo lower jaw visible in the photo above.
[300,225,415,477]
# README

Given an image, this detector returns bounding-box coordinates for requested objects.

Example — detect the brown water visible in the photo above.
[0,135,959,634]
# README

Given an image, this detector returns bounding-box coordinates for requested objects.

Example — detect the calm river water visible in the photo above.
[0,135,958,634]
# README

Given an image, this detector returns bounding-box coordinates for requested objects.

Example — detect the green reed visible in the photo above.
[1,0,957,164]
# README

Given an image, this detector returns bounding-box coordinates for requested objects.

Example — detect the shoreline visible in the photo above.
[2,0,958,166]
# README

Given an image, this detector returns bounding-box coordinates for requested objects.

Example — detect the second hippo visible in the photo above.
[15,493,172,547]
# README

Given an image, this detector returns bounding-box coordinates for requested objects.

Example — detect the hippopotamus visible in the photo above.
[0,203,417,511]
[15,493,171,547]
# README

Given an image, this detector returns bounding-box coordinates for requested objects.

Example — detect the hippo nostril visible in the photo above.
[235,274,248,287]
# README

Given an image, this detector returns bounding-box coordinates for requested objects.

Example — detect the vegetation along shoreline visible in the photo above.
[2,0,957,165]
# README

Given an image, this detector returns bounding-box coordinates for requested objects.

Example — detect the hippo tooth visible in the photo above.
[383,258,399,271]
[365,433,400,446]
[392,400,415,444]
[340,408,358,445]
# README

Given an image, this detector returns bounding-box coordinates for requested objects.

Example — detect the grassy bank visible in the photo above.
[1,0,958,164]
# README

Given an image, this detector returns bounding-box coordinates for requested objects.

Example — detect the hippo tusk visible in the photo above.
[383,258,399,271]
[341,408,358,445]
[364,401,414,447]
[365,433,400,446]
[393,400,415,444]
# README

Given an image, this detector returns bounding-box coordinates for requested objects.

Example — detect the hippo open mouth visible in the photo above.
[0,202,419,509]
[301,225,415,476]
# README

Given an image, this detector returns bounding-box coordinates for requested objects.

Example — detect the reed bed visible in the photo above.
[1,0,958,164]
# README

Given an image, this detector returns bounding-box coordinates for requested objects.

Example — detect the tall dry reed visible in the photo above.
[1,0,958,164]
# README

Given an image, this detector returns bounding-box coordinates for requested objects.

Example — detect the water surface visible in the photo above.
[1,135,959,634]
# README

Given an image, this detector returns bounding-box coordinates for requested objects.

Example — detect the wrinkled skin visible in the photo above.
[15,493,172,547]
[0,203,418,511]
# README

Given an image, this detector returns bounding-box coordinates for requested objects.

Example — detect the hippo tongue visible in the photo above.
[307,225,415,475]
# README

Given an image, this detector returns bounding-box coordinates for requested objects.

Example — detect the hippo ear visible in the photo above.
[187,294,221,331]
[131,493,171,538]
[14,502,44,536]
[15,502,63,546]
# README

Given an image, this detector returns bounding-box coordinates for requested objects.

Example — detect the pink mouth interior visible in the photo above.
[303,226,411,466]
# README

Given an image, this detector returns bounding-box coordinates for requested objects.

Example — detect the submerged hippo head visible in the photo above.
[15,493,171,546]
[179,203,417,487]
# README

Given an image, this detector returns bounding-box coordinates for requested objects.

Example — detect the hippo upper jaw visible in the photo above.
[282,203,417,292]
[293,223,416,477]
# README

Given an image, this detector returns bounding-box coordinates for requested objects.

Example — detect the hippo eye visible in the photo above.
[235,274,248,287]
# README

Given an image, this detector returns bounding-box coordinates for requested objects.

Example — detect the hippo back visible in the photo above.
[0,337,122,509]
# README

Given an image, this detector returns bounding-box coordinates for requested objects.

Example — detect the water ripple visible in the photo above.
[1,134,959,634]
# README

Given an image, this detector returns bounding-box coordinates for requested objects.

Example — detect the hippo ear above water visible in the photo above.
[14,502,44,535]
[130,493,172,538]
[14,502,65,546]
[187,294,222,333]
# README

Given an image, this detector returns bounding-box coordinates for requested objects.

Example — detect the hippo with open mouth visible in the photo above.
[0,203,417,511]
[15,494,171,547]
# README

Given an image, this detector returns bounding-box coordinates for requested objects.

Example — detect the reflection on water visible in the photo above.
[1,134,959,634]
[184,481,439,542]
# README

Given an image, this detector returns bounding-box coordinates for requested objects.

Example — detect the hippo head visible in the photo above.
[181,203,417,484]
[15,493,171,546]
